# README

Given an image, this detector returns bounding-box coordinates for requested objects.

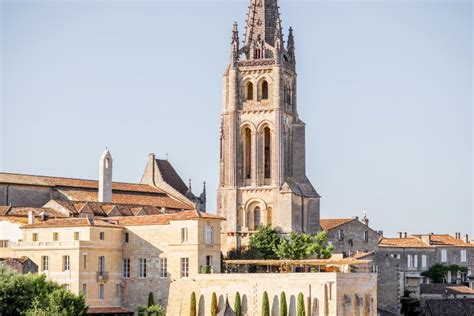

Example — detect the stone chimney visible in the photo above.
[465,234,470,243]
[28,210,35,225]
[404,232,408,238]
[455,232,461,239]
[398,232,403,238]
[421,234,432,245]
[99,148,113,203]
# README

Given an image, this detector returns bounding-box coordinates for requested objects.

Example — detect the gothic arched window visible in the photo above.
[254,206,261,229]
[263,126,271,179]
[243,127,252,181]
[255,48,261,60]
[261,81,269,100]
[246,82,254,101]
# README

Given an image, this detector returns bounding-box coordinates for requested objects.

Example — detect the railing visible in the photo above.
[96,271,109,282]
[12,241,80,248]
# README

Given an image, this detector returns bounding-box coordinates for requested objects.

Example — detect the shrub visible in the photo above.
[190,292,196,316]
[262,291,269,316]
[234,292,242,316]
[148,292,155,307]
[211,292,218,316]
[297,293,305,316]
[279,291,287,316]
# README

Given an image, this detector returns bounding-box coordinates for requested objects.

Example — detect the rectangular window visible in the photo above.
[206,255,213,267]
[82,283,87,297]
[99,284,105,300]
[338,229,344,241]
[205,225,214,245]
[160,258,168,278]
[98,256,105,274]
[63,255,70,271]
[99,232,105,241]
[53,232,59,241]
[363,231,369,242]
[181,228,188,243]
[83,254,87,270]
[181,257,189,278]
[41,256,49,272]
[422,255,427,268]
[74,231,80,241]
[461,250,467,263]
[32,233,38,242]
[414,255,418,268]
[122,259,130,278]
[124,232,129,243]
[441,249,447,262]
[407,254,413,268]
[139,258,147,278]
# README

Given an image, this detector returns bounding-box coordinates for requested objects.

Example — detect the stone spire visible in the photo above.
[98,148,113,203]
[287,26,295,59]
[244,0,281,47]
[231,22,240,65]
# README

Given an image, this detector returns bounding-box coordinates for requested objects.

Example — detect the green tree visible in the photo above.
[275,231,333,260]
[211,292,218,316]
[148,292,155,307]
[279,291,287,316]
[249,225,281,259]
[421,264,448,283]
[147,304,166,316]
[297,293,305,316]
[0,270,87,315]
[262,291,269,316]
[190,292,197,316]
[313,231,334,259]
[234,292,242,316]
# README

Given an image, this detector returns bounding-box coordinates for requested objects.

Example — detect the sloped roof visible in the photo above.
[22,211,223,229]
[57,188,191,210]
[426,234,472,247]
[320,218,355,231]
[421,284,474,296]
[155,159,189,195]
[23,217,121,229]
[0,172,164,193]
[425,299,474,316]
[379,237,430,248]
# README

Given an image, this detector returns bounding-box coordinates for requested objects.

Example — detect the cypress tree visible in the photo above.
[297,293,305,316]
[234,292,242,316]
[148,292,155,307]
[190,292,196,316]
[211,292,218,316]
[279,292,287,316]
[262,291,269,316]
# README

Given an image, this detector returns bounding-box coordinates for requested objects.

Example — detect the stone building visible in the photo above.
[0,150,205,213]
[0,256,38,274]
[320,214,380,257]
[217,0,321,253]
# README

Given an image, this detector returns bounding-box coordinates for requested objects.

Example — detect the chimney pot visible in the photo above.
[28,210,35,225]
[398,232,403,238]
[465,234,469,243]
[404,232,408,238]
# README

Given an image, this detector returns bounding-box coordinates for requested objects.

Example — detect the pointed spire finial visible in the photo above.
[188,178,192,192]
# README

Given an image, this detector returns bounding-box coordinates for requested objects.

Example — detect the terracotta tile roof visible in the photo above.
[379,237,430,248]
[22,217,121,229]
[320,218,355,231]
[0,207,65,218]
[57,188,192,210]
[155,159,189,195]
[0,172,165,193]
[0,216,29,224]
[427,234,474,247]
[108,210,224,226]
[421,284,474,295]
[21,211,223,228]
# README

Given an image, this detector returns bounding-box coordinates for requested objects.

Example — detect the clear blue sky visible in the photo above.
[1,0,472,236]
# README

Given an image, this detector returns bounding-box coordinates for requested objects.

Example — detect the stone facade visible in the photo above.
[166,272,377,316]
[321,217,380,257]
[218,0,321,253]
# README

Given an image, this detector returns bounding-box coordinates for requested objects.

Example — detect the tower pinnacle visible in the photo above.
[244,0,280,47]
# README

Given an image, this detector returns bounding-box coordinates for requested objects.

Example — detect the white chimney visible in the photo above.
[99,148,113,203]
[28,210,35,225]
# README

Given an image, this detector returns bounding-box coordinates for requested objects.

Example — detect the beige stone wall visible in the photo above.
[166,272,377,316]
[120,218,222,312]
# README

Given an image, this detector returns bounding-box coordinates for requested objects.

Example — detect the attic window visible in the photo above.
[99,232,105,241]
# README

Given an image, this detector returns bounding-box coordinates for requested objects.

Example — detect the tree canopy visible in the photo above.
[0,264,87,315]
[421,263,469,283]
[249,225,281,259]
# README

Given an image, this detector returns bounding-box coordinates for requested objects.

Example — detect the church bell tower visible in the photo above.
[217,0,321,252]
